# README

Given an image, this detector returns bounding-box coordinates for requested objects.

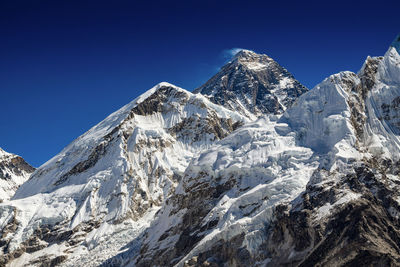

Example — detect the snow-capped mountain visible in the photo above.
[194,49,308,118]
[0,148,34,202]
[264,43,400,266]
[129,40,400,266]
[0,82,247,266]
[2,39,400,267]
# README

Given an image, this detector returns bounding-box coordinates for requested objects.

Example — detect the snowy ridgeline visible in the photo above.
[0,82,249,266]
[1,44,400,266]
[0,148,34,202]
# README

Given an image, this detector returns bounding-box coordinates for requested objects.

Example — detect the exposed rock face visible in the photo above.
[261,46,400,267]
[266,159,400,267]
[0,148,35,201]
[133,116,319,267]
[0,83,247,266]
[129,45,400,266]
[194,49,308,118]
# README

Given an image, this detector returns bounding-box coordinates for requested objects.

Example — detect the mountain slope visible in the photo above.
[266,45,400,266]
[0,82,247,266]
[2,41,400,267]
[194,49,308,118]
[129,44,400,266]
[134,116,320,266]
[0,148,34,202]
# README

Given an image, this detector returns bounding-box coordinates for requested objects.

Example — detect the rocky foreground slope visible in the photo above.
[1,37,400,267]
[0,148,34,202]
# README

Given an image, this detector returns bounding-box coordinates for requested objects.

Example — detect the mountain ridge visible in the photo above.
[2,43,400,266]
[0,82,248,266]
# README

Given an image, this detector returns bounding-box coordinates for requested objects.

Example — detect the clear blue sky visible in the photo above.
[1,0,399,167]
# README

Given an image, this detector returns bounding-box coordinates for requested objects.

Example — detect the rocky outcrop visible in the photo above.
[0,148,35,202]
[266,159,400,267]
[133,116,319,267]
[195,49,308,118]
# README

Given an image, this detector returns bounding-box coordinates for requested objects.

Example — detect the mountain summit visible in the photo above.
[0,148,34,202]
[194,49,308,118]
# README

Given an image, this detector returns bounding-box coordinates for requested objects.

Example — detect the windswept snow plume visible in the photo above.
[222,47,246,59]
[391,33,400,53]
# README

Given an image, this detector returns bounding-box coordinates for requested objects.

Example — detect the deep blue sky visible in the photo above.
[1,0,399,167]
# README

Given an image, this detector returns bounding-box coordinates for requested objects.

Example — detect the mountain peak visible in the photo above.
[231,49,272,63]
[132,81,182,106]
[0,147,17,159]
[153,81,178,89]
[195,50,308,117]
[232,49,257,58]
[0,148,35,201]
[229,50,275,73]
